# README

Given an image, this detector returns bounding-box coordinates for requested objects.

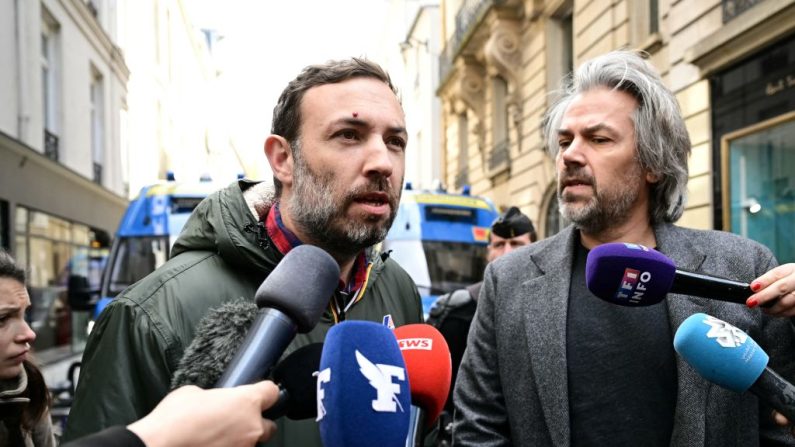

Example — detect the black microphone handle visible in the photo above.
[749,367,795,423]
[405,405,425,447]
[262,386,289,420]
[670,270,752,304]
[215,308,297,388]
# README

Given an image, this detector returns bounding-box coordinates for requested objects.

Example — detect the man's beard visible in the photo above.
[284,149,401,259]
[557,164,642,235]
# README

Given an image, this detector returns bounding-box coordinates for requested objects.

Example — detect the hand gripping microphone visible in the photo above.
[673,313,795,421]
[393,324,452,447]
[317,321,411,447]
[215,245,339,388]
[586,242,754,307]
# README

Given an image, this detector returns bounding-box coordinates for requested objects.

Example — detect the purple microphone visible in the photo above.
[586,242,754,307]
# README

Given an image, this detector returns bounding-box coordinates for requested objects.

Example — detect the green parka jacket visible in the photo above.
[63,180,423,445]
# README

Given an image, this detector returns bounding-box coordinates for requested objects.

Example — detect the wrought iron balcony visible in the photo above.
[92,162,103,185]
[439,0,494,83]
[44,129,59,161]
[488,139,510,176]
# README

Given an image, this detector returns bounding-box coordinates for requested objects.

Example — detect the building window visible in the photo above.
[90,68,104,185]
[14,206,110,359]
[41,9,60,160]
[492,75,508,148]
[630,0,661,51]
[543,185,570,238]
[545,3,573,95]
[488,76,510,177]
[456,113,469,189]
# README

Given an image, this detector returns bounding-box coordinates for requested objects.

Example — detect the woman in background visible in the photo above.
[0,249,55,446]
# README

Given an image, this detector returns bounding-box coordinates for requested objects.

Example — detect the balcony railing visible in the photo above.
[44,129,59,161]
[488,139,510,176]
[92,162,103,185]
[439,0,494,83]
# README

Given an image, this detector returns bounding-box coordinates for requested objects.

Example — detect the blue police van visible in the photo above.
[382,186,499,317]
[96,176,224,315]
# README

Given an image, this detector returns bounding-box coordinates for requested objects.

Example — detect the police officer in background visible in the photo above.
[427,206,537,445]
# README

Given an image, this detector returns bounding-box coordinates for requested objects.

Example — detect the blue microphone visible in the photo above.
[317,321,411,447]
[674,313,795,421]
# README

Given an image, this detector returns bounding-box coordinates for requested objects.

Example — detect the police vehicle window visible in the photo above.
[171,197,204,213]
[108,236,169,296]
[423,241,488,293]
[425,206,476,224]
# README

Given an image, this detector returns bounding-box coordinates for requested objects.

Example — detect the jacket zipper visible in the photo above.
[243,221,270,250]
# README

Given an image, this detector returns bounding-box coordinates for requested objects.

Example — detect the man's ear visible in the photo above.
[265,135,293,188]
[645,170,660,184]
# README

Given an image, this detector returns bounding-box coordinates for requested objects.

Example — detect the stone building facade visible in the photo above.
[437,0,795,263]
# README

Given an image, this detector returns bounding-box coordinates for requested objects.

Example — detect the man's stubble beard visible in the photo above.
[284,146,401,259]
[557,162,643,235]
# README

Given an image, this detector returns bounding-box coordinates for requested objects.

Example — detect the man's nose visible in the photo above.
[363,137,394,178]
[559,138,586,166]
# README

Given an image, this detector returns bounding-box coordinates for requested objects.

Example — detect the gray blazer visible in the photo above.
[453,223,795,446]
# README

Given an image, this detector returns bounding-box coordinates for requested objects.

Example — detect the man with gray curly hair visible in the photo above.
[453,50,795,446]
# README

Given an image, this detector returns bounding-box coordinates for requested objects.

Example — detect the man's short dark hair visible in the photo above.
[270,58,399,197]
[491,207,537,242]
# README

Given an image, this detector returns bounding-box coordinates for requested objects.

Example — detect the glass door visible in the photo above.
[722,112,795,263]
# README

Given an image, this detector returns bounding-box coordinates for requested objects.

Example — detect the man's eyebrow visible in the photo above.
[330,117,407,136]
[582,123,618,136]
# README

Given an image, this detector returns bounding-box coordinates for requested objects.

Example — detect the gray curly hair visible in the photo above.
[542,50,691,223]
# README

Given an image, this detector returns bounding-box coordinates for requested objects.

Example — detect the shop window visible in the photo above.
[15,206,109,357]
[721,114,795,263]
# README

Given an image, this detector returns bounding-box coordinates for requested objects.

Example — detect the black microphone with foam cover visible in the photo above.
[215,245,339,388]
[586,242,754,307]
[171,300,322,420]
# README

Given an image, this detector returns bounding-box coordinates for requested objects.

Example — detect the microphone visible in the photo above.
[317,321,411,447]
[216,245,339,387]
[171,300,322,420]
[586,242,754,307]
[393,324,452,447]
[673,313,795,421]
[262,343,323,420]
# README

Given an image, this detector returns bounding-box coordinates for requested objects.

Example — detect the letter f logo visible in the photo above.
[355,350,405,412]
[315,367,331,421]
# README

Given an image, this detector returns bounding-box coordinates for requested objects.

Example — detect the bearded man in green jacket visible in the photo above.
[63,58,423,445]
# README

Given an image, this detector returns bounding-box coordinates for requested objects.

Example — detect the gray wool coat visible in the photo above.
[453,223,795,446]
